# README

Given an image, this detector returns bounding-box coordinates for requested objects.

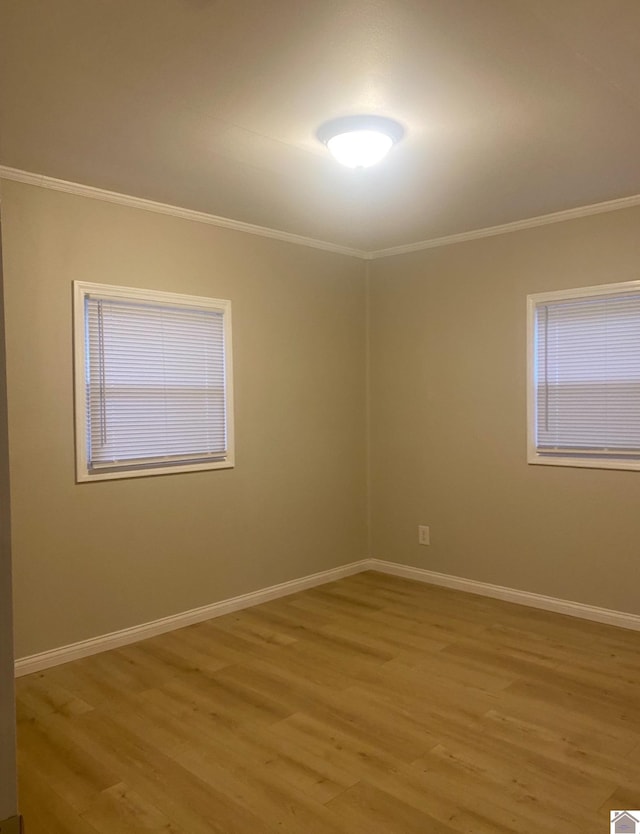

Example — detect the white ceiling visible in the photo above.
[2,0,640,252]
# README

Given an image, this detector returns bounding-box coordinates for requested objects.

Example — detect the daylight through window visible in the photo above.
[74,282,234,481]
[528,281,640,471]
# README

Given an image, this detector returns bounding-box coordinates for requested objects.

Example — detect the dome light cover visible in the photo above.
[317,115,404,168]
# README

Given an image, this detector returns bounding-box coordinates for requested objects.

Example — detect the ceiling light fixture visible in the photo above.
[317,115,404,168]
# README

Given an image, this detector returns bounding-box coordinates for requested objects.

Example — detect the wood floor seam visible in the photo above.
[15,570,640,833]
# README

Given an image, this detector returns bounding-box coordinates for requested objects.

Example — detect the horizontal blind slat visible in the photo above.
[534,291,640,455]
[85,295,228,467]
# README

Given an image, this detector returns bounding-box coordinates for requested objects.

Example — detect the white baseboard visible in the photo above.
[14,559,369,677]
[16,556,640,676]
[369,559,640,632]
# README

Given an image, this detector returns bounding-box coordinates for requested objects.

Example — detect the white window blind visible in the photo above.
[533,289,640,461]
[75,283,234,481]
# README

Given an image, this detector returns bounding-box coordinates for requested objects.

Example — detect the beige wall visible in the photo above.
[369,208,640,615]
[4,177,640,661]
[1,181,368,658]
[0,224,18,820]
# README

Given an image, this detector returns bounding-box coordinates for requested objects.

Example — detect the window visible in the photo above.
[74,282,234,481]
[527,281,640,471]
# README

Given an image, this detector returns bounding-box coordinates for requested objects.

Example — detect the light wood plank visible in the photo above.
[16,570,640,833]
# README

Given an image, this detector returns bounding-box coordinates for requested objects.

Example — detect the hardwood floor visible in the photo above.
[15,570,640,833]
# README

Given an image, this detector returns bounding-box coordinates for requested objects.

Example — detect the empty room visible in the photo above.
[1,1,640,833]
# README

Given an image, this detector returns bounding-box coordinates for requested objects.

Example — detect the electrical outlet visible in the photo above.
[418,525,430,546]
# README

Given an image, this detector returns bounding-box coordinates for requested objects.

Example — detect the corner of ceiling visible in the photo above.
[2,164,640,262]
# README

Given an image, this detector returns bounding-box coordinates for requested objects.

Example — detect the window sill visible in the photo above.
[77,458,235,482]
[527,453,640,472]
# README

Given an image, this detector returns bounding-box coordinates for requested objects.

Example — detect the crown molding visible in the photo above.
[0,165,368,260]
[2,165,640,260]
[368,193,640,259]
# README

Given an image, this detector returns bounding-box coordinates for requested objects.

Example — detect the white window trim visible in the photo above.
[73,281,235,482]
[527,279,640,472]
